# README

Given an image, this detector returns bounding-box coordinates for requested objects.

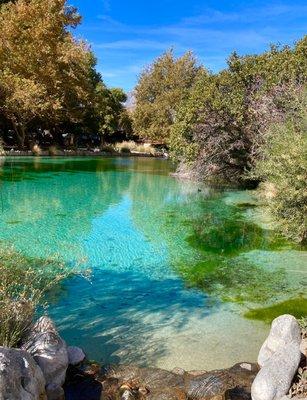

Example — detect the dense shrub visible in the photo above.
[252,93,307,244]
[169,37,307,185]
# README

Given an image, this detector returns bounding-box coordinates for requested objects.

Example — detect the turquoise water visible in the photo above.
[0,156,306,370]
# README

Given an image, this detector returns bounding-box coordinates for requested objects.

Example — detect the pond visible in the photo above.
[0,156,306,370]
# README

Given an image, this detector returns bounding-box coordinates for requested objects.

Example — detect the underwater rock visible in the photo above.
[251,341,301,400]
[64,361,259,400]
[187,369,236,399]
[0,346,46,399]
[22,316,69,390]
[138,367,185,391]
[67,346,85,366]
[257,314,301,367]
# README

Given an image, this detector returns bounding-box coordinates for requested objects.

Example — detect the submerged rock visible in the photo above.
[257,314,301,367]
[0,346,46,400]
[251,341,302,400]
[187,369,235,399]
[22,316,68,392]
[65,361,258,400]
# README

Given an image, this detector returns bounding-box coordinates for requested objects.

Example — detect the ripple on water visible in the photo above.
[0,156,306,370]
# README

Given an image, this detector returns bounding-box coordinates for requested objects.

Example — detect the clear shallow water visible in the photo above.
[0,156,306,370]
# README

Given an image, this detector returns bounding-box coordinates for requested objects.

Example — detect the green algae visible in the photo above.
[245,298,307,323]
[185,199,288,256]
[179,256,290,303]
[170,195,304,309]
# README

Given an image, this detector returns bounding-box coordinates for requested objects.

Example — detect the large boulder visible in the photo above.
[0,346,46,400]
[258,315,301,367]
[22,316,68,390]
[67,346,85,366]
[251,341,301,400]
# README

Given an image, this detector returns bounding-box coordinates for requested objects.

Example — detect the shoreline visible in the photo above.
[1,149,167,158]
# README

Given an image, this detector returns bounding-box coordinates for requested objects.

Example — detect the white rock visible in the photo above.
[251,341,301,400]
[67,346,85,365]
[22,316,68,388]
[258,314,301,367]
[0,346,46,400]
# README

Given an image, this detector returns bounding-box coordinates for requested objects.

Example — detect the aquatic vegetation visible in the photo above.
[179,257,289,303]
[0,156,306,367]
[186,199,287,256]
[174,196,296,306]
[244,298,307,323]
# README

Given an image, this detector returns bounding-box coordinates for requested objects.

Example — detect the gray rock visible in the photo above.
[258,314,301,367]
[0,346,46,400]
[67,346,85,365]
[22,316,68,388]
[45,383,65,400]
[251,341,301,400]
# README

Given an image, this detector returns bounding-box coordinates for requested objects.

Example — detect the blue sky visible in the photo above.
[70,0,307,92]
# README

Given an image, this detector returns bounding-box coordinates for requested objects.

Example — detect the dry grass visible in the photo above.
[0,245,71,347]
[114,141,156,155]
[32,144,42,156]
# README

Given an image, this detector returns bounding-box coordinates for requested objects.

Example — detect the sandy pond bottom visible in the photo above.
[0,156,305,370]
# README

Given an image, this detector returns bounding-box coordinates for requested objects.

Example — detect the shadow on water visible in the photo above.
[46,268,218,366]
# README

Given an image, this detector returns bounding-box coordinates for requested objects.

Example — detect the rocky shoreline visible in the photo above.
[0,315,306,400]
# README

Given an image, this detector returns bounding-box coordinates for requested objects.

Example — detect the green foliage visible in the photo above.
[92,84,131,140]
[0,0,130,148]
[252,93,307,244]
[0,244,71,347]
[170,36,307,184]
[133,50,202,143]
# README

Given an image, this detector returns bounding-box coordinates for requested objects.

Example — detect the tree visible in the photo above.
[0,0,96,147]
[169,37,307,185]
[133,50,202,144]
[84,83,131,142]
[252,91,307,244]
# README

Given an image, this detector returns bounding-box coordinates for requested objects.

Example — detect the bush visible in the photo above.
[48,145,58,156]
[32,144,42,156]
[0,245,71,347]
[252,93,307,244]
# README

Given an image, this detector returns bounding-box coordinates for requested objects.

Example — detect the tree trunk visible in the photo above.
[11,119,26,149]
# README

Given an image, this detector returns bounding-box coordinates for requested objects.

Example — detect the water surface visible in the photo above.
[0,156,306,370]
